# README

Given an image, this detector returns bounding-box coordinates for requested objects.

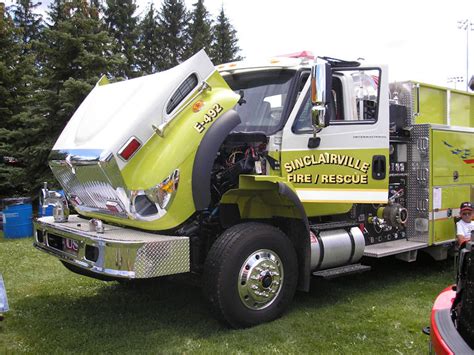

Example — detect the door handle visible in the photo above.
[372,155,386,180]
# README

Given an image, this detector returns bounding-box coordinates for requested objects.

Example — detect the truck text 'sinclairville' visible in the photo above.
[34,51,474,327]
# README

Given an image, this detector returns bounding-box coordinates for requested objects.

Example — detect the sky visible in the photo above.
[6,0,474,90]
[183,0,473,89]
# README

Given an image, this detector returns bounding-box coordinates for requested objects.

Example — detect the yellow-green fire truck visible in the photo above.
[34,50,474,327]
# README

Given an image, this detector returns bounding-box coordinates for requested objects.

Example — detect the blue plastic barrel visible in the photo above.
[1,198,33,238]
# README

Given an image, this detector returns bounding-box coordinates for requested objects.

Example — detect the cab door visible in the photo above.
[281,66,390,217]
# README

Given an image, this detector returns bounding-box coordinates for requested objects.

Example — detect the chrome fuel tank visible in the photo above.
[310,227,365,270]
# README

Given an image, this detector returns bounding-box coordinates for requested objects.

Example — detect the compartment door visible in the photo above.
[281,67,390,216]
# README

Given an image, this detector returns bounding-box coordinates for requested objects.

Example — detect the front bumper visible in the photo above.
[34,215,189,280]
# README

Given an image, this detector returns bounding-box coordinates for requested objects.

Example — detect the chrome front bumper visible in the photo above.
[34,215,189,279]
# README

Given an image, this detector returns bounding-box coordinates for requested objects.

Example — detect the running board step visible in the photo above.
[312,264,371,279]
[363,239,428,258]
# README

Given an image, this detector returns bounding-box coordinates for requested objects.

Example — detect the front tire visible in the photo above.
[203,222,298,328]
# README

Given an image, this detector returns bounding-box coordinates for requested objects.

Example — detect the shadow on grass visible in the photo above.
[294,252,453,310]
[8,252,453,352]
[10,276,227,352]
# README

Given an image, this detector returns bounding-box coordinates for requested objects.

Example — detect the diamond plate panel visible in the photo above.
[407,124,431,242]
[135,238,189,278]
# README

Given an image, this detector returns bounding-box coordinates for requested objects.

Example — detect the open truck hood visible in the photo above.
[49,51,240,230]
[53,50,216,169]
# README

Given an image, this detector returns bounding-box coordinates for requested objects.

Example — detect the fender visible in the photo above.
[192,109,241,210]
[221,177,311,291]
[277,182,311,291]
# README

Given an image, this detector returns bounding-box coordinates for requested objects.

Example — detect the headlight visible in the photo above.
[145,169,180,210]
[128,169,180,220]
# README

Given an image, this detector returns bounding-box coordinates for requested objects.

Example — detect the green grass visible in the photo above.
[0,237,454,354]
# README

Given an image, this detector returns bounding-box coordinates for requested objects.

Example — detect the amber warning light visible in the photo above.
[118,137,141,161]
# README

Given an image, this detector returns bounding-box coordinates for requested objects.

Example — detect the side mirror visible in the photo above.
[310,63,332,129]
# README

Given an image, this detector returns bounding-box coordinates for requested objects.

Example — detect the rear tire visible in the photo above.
[203,222,298,328]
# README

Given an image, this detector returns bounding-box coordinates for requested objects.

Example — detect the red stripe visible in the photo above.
[464,159,474,164]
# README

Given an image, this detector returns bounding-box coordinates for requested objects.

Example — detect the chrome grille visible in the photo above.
[50,158,127,215]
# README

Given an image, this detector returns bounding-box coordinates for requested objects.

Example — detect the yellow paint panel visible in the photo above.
[450,91,474,127]
[417,86,446,125]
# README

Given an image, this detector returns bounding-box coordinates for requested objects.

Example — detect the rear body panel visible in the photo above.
[407,125,474,245]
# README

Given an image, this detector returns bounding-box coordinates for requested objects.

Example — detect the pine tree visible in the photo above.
[10,0,43,106]
[47,0,67,26]
[210,6,242,64]
[11,0,42,50]
[138,3,162,74]
[157,0,188,69]
[104,0,140,78]
[183,0,212,60]
[0,1,46,197]
[0,3,23,197]
[41,0,121,132]
[0,4,19,127]
[16,0,122,194]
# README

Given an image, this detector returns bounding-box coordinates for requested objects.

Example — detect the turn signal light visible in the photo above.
[119,137,141,161]
[192,100,205,112]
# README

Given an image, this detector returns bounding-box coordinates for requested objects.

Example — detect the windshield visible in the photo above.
[223,70,296,135]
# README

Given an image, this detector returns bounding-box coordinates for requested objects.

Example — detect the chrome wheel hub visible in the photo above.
[238,249,284,310]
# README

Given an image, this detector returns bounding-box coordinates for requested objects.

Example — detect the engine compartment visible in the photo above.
[210,133,269,206]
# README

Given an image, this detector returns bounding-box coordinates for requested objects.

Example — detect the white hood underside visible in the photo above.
[53,50,216,168]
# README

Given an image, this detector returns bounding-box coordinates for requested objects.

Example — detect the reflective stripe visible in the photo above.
[296,189,387,203]
[430,208,460,221]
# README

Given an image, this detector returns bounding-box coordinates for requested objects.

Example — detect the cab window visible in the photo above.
[292,68,381,133]
[223,70,295,135]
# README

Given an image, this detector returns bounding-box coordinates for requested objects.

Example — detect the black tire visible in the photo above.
[203,222,298,328]
[457,252,474,348]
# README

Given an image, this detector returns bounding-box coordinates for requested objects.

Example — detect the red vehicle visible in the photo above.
[430,242,474,354]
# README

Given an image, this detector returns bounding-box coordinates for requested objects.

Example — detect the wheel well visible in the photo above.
[192,109,241,210]
[218,181,311,292]
[275,218,311,292]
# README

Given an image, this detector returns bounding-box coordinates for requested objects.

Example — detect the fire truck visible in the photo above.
[34,50,474,327]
